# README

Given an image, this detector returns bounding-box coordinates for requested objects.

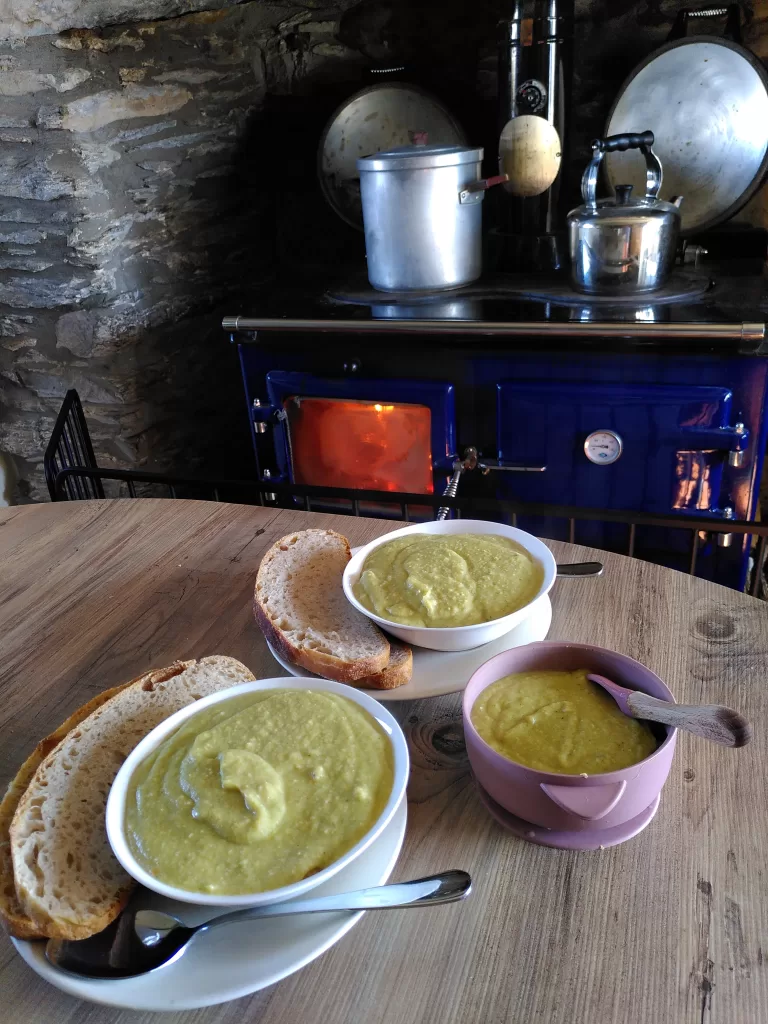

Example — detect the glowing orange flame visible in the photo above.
[285,397,434,494]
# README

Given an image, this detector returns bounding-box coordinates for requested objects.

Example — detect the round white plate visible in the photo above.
[12,800,407,1012]
[267,594,552,701]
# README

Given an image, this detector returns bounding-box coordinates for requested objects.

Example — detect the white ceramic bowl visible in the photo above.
[342,519,557,652]
[106,677,409,907]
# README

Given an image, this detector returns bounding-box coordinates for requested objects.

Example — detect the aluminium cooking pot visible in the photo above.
[463,642,677,833]
[357,142,504,292]
[567,131,682,295]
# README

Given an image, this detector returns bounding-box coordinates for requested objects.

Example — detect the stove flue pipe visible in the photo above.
[498,1,524,130]
[495,0,574,270]
[534,0,572,235]
[540,0,566,130]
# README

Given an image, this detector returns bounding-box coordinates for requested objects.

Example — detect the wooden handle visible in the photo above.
[626,692,752,747]
[499,116,562,198]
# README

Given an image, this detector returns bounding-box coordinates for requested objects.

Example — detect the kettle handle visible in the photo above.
[581,130,663,212]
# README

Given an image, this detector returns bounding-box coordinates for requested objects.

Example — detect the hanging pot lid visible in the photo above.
[318,83,466,230]
[604,37,768,235]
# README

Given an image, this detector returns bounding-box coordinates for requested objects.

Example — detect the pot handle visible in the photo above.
[540,781,627,821]
[459,174,509,205]
[581,131,663,212]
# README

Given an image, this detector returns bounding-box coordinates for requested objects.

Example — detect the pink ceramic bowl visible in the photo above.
[463,642,677,832]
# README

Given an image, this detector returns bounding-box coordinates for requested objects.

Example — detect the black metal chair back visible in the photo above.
[44,390,105,501]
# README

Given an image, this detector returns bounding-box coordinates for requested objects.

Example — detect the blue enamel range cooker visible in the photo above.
[225,270,768,590]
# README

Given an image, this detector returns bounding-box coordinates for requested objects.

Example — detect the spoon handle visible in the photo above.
[627,692,752,747]
[200,871,472,935]
[556,562,604,577]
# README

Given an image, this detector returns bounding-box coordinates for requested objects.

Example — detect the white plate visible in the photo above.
[12,800,407,1012]
[267,594,552,701]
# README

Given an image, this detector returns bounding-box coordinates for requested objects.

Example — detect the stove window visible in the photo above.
[284,396,434,494]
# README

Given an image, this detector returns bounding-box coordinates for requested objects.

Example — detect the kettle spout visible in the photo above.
[671,195,684,208]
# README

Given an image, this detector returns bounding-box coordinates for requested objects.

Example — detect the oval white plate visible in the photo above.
[12,800,406,1011]
[267,595,552,701]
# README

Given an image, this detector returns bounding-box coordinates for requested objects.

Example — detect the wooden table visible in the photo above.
[0,499,766,1024]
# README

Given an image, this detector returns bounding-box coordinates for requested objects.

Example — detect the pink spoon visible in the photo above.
[587,673,752,748]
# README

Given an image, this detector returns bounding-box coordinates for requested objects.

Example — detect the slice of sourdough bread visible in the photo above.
[8,656,255,941]
[254,529,390,682]
[357,639,412,690]
[0,680,132,939]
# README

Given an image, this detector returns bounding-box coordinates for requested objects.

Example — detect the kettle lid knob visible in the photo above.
[614,184,634,206]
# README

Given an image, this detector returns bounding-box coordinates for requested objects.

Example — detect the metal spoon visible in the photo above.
[45,870,471,979]
[587,673,752,747]
[557,562,603,577]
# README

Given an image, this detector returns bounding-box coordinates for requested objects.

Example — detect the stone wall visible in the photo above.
[0,2,366,501]
[1,0,767,503]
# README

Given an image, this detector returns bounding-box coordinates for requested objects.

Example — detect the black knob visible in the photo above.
[614,184,634,206]
[516,79,547,114]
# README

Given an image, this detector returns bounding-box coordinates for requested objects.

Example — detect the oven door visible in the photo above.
[495,380,748,582]
[497,381,741,513]
[260,372,455,497]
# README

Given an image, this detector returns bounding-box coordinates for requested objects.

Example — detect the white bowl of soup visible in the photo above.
[342,520,557,652]
[106,678,409,906]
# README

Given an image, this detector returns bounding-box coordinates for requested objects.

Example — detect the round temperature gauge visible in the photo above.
[584,430,623,465]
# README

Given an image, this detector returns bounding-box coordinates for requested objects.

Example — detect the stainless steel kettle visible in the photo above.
[567,131,682,295]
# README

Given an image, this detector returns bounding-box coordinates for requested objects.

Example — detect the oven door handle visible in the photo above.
[449,447,548,474]
[477,460,547,473]
[437,448,548,519]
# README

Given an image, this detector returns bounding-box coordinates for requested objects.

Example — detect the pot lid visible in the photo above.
[318,83,467,230]
[357,143,483,172]
[604,38,768,234]
[591,185,679,215]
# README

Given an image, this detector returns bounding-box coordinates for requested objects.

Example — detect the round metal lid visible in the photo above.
[604,38,768,234]
[357,144,483,172]
[593,193,678,215]
[317,83,467,230]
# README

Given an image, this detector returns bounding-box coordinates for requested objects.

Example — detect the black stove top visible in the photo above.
[223,261,768,351]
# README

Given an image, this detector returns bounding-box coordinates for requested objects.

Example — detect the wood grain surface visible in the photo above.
[0,499,766,1024]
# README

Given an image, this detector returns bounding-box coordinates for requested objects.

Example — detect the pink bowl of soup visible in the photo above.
[463,642,677,832]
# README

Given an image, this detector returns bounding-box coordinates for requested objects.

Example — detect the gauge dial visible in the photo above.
[584,430,623,465]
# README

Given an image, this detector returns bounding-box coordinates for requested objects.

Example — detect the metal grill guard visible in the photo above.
[44,390,768,597]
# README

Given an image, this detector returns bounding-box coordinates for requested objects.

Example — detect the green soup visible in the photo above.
[126,690,394,895]
[471,670,658,774]
[353,533,544,628]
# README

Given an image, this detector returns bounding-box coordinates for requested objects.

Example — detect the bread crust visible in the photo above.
[253,599,389,682]
[357,642,413,690]
[254,530,390,682]
[0,676,145,939]
[4,658,246,941]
